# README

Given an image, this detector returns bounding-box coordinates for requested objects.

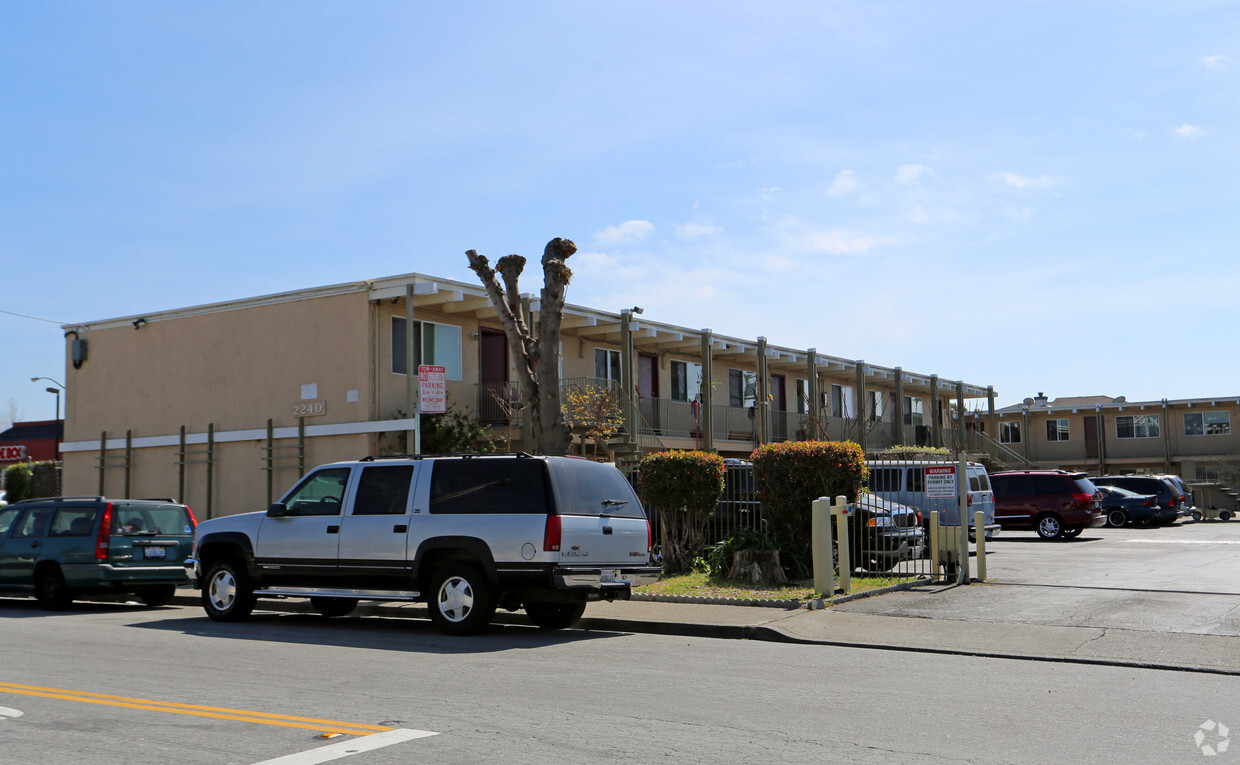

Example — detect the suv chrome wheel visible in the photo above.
[203,560,255,622]
[429,564,496,635]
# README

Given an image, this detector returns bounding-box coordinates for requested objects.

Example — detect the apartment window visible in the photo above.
[999,421,1021,444]
[1046,418,1070,442]
[729,369,757,408]
[1116,414,1160,439]
[670,360,703,402]
[868,391,885,423]
[391,317,463,381]
[902,396,924,427]
[830,384,850,419]
[796,379,808,414]
[594,348,621,382]
[1185,411,1231,437]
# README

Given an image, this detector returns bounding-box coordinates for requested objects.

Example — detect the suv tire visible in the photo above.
[524,599,587,630]
[35,567,73,610]
[1106,509,1128,528]
[311,597,358,618]
[137,585,177,607]
[1035,513,1064,540]
[428,564,496,636]
[203,559,256,622]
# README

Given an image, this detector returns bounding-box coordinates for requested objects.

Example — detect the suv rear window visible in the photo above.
[429,459,549,515]
[548,458,644,518]
[112,502,195,536]
[51,505,99,536]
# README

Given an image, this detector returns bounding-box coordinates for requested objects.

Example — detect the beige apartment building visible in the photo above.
[58,272,994,518]
[973,393,1240,510]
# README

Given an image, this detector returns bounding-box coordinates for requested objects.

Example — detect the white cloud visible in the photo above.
[808,229,899,255]
[826,169,858,197]
[593,220,655,246]
[761,187,783,200]
[573,250,620,271]
[1203,54,1232,69]
[895,164,932,186]
[673,222,719,241]
[1000,172,1059,190]
[1174,123,1205,138]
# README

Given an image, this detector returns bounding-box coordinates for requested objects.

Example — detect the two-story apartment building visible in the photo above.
[974,393,1240,510]
[56,271,995,518]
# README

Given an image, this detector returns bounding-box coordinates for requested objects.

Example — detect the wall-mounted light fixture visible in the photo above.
[132,318,147,330]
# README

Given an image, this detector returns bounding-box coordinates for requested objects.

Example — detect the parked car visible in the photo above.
[989,470,1105,540]
[188,454,660,635]
[1095,485,1170,527]
[714,459,760,522]
[865,460,999,540]
[0,497,196,608]
[840,494,926,572]
[1155,474,1195,517]
[1090,475,1184,523]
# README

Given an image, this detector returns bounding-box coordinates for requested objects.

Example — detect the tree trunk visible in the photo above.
[727,550,787,586]
[466,238,576,456]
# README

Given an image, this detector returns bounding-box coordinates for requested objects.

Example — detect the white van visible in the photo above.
[865,460,999,539]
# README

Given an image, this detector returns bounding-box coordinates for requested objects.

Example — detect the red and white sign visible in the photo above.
[0,445,27,461]
[418,365,447,414]
[923,465,957,499]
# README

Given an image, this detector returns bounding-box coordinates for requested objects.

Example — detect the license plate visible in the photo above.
[143,546,167,560]
[600,569,618,584]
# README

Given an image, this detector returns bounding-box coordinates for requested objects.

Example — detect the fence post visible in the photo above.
[957,453,969,585]
[812,497,834,597]
[833,495,850,594]
[974,510,987,582]
[929,510,939,578]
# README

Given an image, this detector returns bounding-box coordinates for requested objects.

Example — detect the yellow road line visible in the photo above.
[0,682,391,736]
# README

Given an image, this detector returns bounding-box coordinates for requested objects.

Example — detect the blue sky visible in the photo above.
[2,2,1237,426]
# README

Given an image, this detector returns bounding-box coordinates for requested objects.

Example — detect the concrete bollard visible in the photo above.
[811,497,834,598]
[833,495,850,595]
[974,510,987,582]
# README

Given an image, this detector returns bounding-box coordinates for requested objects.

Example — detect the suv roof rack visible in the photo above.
[358,452,534,461]
[12,495,106,504]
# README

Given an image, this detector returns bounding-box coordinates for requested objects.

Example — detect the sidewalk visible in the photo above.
[171,588,1240,676]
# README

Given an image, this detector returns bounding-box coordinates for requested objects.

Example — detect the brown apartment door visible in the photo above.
[479,329,508,423]
[1084,416,1099,459]
[637,353,659,430]
[771,374,787,440]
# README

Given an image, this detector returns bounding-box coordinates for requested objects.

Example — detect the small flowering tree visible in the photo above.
[637,450,726,574]
[751,441,867,562]
[563,382,625,459]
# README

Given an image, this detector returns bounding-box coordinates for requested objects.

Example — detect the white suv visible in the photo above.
[187,454,659,635]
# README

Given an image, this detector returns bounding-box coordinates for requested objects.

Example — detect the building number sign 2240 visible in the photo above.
[293,400,327,418]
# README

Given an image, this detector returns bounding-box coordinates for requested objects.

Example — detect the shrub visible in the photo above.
[637,450,726,574]
[30,461,60,498]
[750,441,867,566]
[872,445,951,461]
[3,463,32,503]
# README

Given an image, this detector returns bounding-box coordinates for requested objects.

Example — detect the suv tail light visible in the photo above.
[95,502,113,560]
[543,514,561,552]
[185,505,198,527]
[646,519,652,552]
[1167,496,1178,507]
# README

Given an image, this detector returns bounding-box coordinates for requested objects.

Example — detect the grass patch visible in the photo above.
[635,571,917,601]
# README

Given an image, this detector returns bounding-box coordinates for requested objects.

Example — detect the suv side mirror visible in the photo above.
[266,502,290,517]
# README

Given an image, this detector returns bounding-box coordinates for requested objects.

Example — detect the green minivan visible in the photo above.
[0,497,196,609]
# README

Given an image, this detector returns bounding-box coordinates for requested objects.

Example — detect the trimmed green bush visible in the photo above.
[637,450,726,574]
[3,463,32,503]
[751,440,867,569]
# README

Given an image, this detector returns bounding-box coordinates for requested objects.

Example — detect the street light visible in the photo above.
[32,377,65,462]
[31,376,65,389]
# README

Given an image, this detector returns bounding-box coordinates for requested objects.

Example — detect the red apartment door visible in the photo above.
[479,329,508,423]
[637,353,659,430]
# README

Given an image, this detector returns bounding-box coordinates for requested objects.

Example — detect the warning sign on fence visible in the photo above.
[924,465,957,499]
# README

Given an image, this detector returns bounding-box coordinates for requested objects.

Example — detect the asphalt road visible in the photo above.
[2,594,1238,764]
[839,515,1240,637]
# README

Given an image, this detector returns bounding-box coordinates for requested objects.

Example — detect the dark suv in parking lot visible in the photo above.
[1090,475,1184,524]
[989,470,1104,540]
[0,497,197,608]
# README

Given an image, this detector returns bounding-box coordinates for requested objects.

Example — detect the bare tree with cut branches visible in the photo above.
[466,238,576,456]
